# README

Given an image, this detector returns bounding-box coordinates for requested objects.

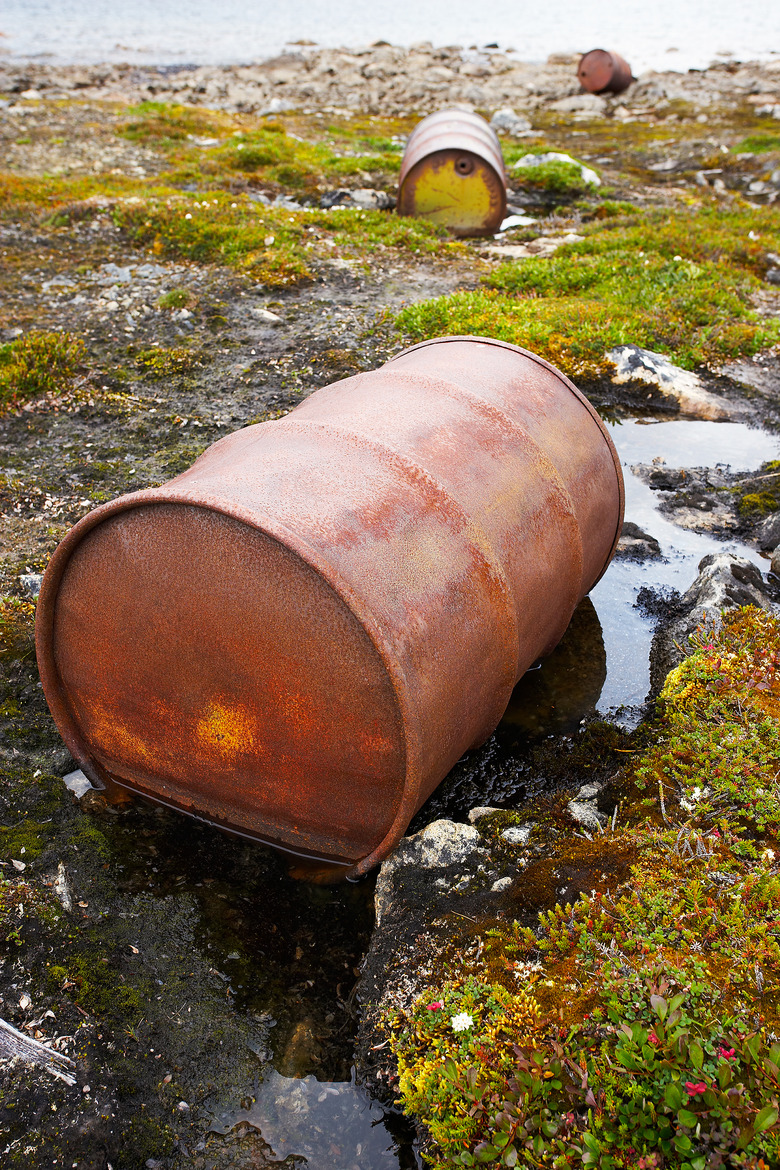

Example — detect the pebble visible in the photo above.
[63,769,94,799]
[467,805,502,823]
[19,573,43,599]
[501,823,532,846]
[567,800,607,832]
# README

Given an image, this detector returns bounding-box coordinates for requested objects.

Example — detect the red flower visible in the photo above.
[685,1081,707,1096]
[718,1046,736,1061]
[426,1001,443,1011]
[648,1032,659,1045]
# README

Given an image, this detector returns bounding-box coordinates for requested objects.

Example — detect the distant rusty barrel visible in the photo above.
[397,109,507,237]
[36,338,623,880]
[577,49,633,95]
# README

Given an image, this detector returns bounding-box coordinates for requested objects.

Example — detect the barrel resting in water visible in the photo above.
[36,337,624,880]
[397,109,507,237]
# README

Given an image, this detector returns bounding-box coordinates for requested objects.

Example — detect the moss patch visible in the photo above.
[389,607,780,1168]
[0,331,86,413]
[396,203,780,381]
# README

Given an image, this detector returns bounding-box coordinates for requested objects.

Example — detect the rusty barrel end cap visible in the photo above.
[37,498,408,869]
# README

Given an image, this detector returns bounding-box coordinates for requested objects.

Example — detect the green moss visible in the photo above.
[117,100,228,147]
[0,597,35,663]
[396,203,780,379]
[0,331,86,412]
[135,345,199,377]
[157,287,191,309]
[734,133,780,154]
[390,608,780,1167]
[0,878,62,947]
[114,194,457,289]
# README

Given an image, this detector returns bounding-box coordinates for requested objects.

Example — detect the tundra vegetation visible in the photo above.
[1,55,780,1167]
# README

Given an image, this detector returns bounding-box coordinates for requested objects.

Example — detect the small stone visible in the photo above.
[549,93,607,117]
[576,782,602,800]
[615,522,662,561]
[489,107,532,136]
[766,268,780,286]
[501,823,532,846]
[771,549,780,578]
[467,806,502,824]
[63,769,94,798]
[11,859,26,871]
[567,800,607,832]
[19,573,43,599]
[491,876,513,892]
[608,344,730,420]
[760,512,780,552]
[252,307,282,323]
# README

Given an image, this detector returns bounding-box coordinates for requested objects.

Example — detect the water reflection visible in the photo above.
[501,597,606,737]
[209,1071,412,1169]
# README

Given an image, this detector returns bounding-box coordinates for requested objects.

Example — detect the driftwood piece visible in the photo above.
[0,1016,77,1085]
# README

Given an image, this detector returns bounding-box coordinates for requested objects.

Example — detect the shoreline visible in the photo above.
[2,45,780,120]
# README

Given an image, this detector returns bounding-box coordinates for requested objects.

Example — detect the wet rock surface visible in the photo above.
[651,552,780,687]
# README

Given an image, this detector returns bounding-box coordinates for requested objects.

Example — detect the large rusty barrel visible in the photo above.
[36,338,623,880]
[397,109,507,237]
[577,49,633,95]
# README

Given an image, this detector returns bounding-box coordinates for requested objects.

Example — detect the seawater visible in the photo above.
[1,0,779,75]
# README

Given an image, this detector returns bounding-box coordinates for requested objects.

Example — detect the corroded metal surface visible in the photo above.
[397,109,507,237]
[36,338,624,880]
[577,49,633,95]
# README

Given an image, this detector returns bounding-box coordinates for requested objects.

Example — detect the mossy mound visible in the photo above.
[388,607,780,1168]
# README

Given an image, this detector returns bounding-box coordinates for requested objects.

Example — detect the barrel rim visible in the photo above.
[389,335,625,584]
[35,492,417,872]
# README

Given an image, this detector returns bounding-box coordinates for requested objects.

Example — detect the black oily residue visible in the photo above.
[410,596,613,827]
[103,803,375,1081]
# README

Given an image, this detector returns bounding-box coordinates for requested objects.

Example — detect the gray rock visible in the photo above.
[374,820,487,926]
[771,549,780,578]
[608,344,732,420]
[614,521,662,561]
[347,188,395,210]
[501,823,532,846]
[651,553,777,688]
[489,107,532,136]
[62,768,94,798]
[549,93,608,116]
[19,573,43,599]
[758,511,780,551]
[467,805,502,823]
[576,782,602,800]
[490,876,514,892]
[567,800,606,832]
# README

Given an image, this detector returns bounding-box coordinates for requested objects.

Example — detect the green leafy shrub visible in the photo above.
[390,609,780,1167]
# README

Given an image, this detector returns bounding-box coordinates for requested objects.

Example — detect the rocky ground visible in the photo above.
[1,43,780,1169]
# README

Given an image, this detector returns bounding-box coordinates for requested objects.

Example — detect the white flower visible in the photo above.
[451,1012,474,1033]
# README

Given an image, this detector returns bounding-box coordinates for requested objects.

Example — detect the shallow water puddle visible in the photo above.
[209,1070,402,1168]
[591,418,779,716]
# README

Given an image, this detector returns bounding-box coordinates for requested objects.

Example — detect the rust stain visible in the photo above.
[577,49,633,95]
[36,337,624,880]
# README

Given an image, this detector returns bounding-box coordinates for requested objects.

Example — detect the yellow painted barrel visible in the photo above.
[397,109,507,237]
